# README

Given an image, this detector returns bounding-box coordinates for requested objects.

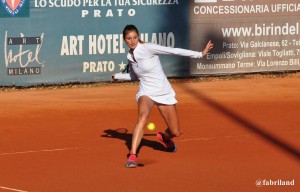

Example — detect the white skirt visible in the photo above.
[136,89,178,105]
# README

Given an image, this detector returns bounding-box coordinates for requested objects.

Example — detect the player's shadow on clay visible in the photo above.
[101,128,168,154]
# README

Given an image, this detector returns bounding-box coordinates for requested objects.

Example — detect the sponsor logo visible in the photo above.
[0,0,29,17]
[4,31,45,75]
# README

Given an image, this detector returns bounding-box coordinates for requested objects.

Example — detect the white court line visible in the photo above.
[0,186,28,192]
[0,147,80,156]
[177,130,300,142]
[177,137,211,142]
[177,134,246,142]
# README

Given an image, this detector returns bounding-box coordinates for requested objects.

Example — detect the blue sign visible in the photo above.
[0,0,189,86]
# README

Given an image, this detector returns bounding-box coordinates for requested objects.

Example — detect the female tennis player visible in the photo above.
[112,25,213,168]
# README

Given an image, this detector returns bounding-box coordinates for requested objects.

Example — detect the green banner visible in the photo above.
[0,0,189,86]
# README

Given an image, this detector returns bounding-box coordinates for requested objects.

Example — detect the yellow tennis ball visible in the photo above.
[147,123,155,131]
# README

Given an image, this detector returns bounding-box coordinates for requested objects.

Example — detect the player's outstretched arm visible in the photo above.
[112,73,131,81]
[112,68,138,81]
[202,40,214,57]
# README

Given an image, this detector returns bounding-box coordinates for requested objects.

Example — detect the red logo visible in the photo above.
[7,0,21,10]
[1,0,26,16]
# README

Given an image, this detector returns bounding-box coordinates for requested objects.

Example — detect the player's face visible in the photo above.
[124,31,139,50]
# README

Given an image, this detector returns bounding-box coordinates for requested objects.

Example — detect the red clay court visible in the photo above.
[0,74,299,192]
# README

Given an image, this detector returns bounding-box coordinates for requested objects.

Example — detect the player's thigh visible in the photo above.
[137,96,155,120]
[157,104,180,135]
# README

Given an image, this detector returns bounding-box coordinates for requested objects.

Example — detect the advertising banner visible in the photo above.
[0,0,189,86]
[190,0,300,75]
[1,0,299,86]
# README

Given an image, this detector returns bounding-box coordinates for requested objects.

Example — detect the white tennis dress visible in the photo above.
[114,42,202,105]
